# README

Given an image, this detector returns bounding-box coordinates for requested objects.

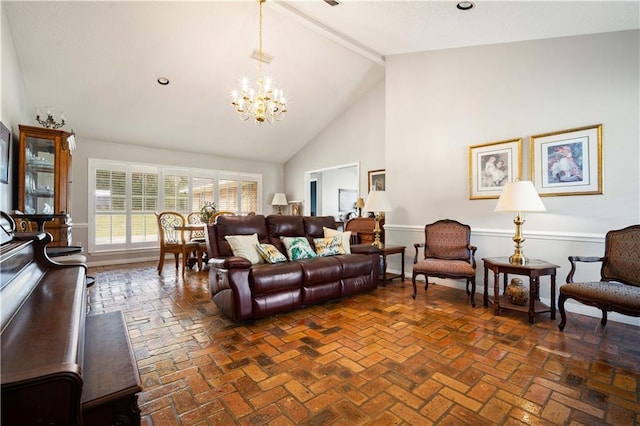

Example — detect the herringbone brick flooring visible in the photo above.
[87,262,640,425]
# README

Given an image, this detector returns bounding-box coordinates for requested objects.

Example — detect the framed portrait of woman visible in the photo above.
[368,169,385,192]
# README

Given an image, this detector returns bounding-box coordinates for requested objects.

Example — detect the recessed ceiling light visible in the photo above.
[157,77,170,85]
[457,2,474,11]
[323,0,340,6]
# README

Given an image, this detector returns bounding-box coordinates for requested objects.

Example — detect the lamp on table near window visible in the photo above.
[356,197,365,217]
[495,180,546,265]
[364,190,392,249]
[271,193,288,215]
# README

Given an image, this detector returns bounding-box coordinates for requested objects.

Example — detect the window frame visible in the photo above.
[88,159,262,254]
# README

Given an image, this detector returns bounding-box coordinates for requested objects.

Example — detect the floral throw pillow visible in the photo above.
[314,235,345,257]
[256,243,287,264]
[224,233,264,265]
[280,236,318,261]
[323,227,351,254]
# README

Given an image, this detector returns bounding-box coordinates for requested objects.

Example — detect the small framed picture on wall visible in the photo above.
[0,122,10,184]
[368,169,385,192]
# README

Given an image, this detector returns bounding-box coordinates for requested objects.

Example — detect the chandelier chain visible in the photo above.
[231,0,287,125]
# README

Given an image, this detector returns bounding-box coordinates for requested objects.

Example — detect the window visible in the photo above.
[89,159,261,253]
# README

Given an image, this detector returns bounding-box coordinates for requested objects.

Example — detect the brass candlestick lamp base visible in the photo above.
[371,214,384,249]
[509,213,528,265]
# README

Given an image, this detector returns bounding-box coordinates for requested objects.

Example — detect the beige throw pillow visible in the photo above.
[225,233,264,265]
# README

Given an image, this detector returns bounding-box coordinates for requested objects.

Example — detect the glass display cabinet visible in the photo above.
[17,125,73,246]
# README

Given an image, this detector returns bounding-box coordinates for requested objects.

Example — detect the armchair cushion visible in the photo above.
[560,281,640,312]
[413,258,475,277]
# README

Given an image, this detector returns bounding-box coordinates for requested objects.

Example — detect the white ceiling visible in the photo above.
[5,1,639,163]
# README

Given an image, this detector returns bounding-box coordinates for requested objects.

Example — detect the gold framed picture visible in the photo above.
[468,138,522,199]
[368,169,385,192]
[530,124,602,196]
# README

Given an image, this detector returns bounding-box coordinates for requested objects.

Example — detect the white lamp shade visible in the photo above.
[495,181,546,212]
[271,193,288,206]
[364,190,392,213]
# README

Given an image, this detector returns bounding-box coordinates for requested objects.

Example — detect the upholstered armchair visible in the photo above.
[558,224,640,331]
[412,219,478,307]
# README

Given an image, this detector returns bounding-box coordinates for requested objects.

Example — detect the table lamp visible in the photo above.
[271,193,288,215]
[495,180,546,265]
[356,197,365,217]
[364,190,392,249]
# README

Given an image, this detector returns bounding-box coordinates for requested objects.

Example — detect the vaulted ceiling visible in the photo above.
[4,1,638,163]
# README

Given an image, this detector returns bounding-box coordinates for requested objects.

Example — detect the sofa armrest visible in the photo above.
[350,244,380,255]
[209,256,252,269]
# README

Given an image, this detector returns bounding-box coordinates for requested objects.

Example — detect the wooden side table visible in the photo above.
[379,245,405,285]
[482,257,559,323]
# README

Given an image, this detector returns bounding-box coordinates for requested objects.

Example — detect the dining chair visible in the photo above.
[186,211,208,270]
[155,211,199,276]
[209,211,236,224]
[412,219,478,307]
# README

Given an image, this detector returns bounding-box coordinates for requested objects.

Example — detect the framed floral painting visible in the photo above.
[530,124,602,196]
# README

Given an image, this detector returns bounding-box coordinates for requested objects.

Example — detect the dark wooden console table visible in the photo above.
[379,245,406,285]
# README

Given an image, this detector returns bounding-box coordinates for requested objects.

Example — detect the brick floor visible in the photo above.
[87,262,640,425]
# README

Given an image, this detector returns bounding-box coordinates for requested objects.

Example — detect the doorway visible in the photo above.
[310,179,317,216]
[304,163,359,219]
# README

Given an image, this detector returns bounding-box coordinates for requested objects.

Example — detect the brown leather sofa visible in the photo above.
[206,214,379,321]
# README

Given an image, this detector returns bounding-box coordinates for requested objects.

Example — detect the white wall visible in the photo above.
[385,30,639,325]
[1,4,30,211]
[284,79,385,205]
[286,30,639,325]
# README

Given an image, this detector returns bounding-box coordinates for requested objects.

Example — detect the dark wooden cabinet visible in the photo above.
[17,125,73,246]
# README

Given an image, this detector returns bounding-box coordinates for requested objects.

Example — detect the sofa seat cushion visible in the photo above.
[299,257,342,285]
[251,262,303,295]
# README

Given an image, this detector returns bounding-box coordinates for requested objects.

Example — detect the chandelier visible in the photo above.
[36,109,66,129]
[231,0,287,125]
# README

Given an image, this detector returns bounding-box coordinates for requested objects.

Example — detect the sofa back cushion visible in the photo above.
[215,214,269,257]
[266,215,305,254]
[304,216,336,238]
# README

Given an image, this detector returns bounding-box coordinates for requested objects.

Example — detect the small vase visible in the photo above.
[506,278,529,306]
